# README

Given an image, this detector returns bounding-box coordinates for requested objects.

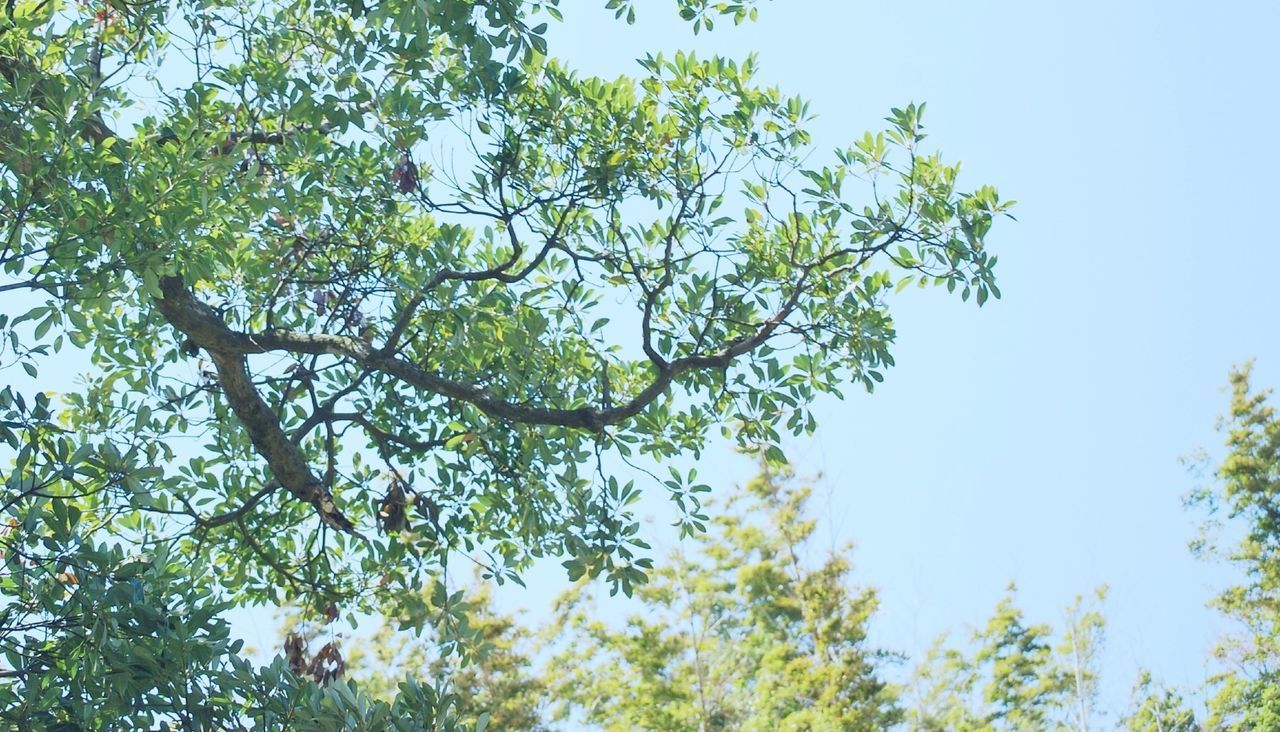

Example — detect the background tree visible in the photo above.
[336,582,550,730]
[1119,672,1199,732]
[1189,362,1280,729]
[545,462,901,731]
[905,586,1106,732]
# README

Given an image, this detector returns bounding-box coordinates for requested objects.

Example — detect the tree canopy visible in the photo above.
[0,0,1011,726]
[0,0,1007,598]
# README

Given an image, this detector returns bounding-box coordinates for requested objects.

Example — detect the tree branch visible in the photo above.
[155,266,828,434]
[156,276,358,534]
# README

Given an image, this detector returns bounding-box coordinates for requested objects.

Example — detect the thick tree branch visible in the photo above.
[205,349,357,534]
[155,263,826,434]
[156,277,358,534]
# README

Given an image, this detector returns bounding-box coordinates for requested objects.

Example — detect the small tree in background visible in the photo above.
[338,582,550,731]
[1120,672,1199,732]
[905,586,1106,732]
[1189,362,1280,728]
[545,463,900,731]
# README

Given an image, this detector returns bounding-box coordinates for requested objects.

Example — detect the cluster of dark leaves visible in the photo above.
[285,632,347,686]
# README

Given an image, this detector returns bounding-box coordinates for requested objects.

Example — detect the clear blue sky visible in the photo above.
[463,0,1280,720]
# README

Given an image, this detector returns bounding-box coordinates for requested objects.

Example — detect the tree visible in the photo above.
[340,582,551,730]
[545,463,901,731]
[1,0,1009,723]
[1057,589,1108,732]
[1120,671,1199,732]
[1189,362,1280,729]
[0,385,474,729]
[905,586,1107,732]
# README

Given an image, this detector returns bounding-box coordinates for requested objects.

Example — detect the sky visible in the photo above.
[460,0,1280,721]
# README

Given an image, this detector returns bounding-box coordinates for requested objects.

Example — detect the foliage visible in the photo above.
[545,463,901,731]
[0,385,478,729]
[1189,362,1280,729]
[904,586,1107,732]
[1120,671,1199,732]
[339,582,550,730]
[0,0,1008,723]
[0,0,1007,614]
